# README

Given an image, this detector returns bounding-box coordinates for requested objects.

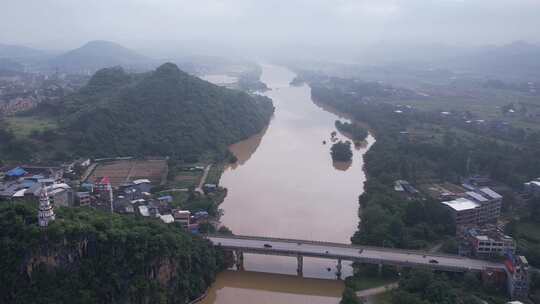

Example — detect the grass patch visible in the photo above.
[371,291,393,304]
[164,192,190,209]
[168,170,202,189]
[6,116,58,138]
[206,164,225,185]
[346,275,396,291]
[515,221,540,243]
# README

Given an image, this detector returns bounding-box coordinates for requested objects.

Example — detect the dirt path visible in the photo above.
[81,163,97,182]
[356,283,398,299]
[196,165,212,193]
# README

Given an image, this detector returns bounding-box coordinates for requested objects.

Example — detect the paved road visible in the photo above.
[208,235,506,272]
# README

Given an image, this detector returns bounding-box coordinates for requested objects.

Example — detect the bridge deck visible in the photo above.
[208,235,506,273]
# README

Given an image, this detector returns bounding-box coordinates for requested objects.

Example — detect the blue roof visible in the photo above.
[6,167,27,177]
[21,180,37,188]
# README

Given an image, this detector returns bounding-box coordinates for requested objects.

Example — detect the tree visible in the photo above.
[463,272,481,291]
[401,269,433,293]
[528,196,540,222]
[331,141,353,162]
[340,287,362,304]
[441,239,458,254]
[391,290,427,304]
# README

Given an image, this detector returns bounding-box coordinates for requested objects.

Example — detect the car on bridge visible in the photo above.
[264,243,272,248]
[429,259,439,264]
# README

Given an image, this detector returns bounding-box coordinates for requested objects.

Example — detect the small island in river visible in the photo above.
[335,120,368,142]
[330,140,353,162]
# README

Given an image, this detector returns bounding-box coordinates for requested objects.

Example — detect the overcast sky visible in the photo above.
[2,0,539,54]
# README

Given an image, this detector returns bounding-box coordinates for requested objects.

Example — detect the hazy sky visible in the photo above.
[2,0,539,53]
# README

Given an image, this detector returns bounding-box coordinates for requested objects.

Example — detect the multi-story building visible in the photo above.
[441,187,503,228]
[460,226,515,257]
[477,187,503,223]
[524,178,540,197]
[505,254,530,300]
[75,192,91,206]
[172,209,191,230]
[441,197,479,226]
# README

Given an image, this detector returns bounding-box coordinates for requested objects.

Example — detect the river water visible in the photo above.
[201,65,375,304]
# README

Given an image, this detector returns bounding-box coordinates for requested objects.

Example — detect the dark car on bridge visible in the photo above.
[429,259,439,264]
[264,244,272,248]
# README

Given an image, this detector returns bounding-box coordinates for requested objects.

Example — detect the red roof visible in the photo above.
[99,177,110,185]
[505,259,515,273]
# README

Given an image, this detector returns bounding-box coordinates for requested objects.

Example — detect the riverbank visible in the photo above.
[201,65,377,303]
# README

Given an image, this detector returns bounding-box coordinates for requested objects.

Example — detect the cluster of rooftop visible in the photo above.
[440,186,502,228]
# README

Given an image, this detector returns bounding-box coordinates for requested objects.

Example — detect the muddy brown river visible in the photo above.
[200,65,375,304]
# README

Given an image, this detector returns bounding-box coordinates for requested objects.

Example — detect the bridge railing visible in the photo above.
[206,234,500,262]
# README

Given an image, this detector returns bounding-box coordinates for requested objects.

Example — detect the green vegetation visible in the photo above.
[505,196,540,267]
[237,64,269,92]
[346,263,398,291]
[0,201,226,304]
[307,71,540,304]
[5,116,58,138]
[206,164,225,185]
[168,190,225,217]
[307,76,540,249]
[331,141,353,162]
[290,76,305,87]
[0,63,274,163]
[169,170,203,189]
[388,269,507,304]
[340,287,362,304]
[335,120,368,142]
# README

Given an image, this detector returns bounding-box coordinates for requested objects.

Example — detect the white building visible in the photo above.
[442,187,503,228]
[173,209,191,229]
[524,179,540,196]
[160,214,175,224]
[38,187,55,228]
[441,198,479,226]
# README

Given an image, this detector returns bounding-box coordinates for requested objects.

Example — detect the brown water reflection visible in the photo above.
[201,271,343,304]
[227,126,269,169]
[204,65,375,304]
[332,160,353,171]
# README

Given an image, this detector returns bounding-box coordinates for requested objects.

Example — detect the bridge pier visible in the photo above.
[235,250,244,271]
[336,259,342,280]
[297,255,303,277]
[378,263,383,276]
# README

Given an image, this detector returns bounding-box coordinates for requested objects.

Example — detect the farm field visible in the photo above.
[87,159,168,187]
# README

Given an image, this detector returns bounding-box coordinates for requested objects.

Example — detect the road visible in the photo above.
[195,165,212,193]
[207,235,506,273]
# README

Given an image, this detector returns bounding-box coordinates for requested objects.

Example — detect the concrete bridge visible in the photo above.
[207,235,506,278]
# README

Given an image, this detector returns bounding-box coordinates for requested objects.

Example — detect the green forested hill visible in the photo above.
[0,202,226,303]
[60,63,274,159]
[1,63,273,162]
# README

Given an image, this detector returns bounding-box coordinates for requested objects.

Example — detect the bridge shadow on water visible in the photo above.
[207,270,344,297]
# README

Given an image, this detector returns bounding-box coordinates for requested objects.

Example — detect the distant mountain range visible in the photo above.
[0,43,52,60]
[0,40,155,74]
[48,40,153,73]
[449,41,540,79]
[361,41,540,81]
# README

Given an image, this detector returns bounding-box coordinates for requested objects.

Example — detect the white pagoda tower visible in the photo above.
[38,187,55,228]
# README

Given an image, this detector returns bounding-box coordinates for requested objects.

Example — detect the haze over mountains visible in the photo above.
[0,40,154,73]
[48,40,152,73]
[5,62,274,161]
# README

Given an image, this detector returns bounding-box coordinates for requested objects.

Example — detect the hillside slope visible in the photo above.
[48,62,274,160]
[0,202,226,303]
